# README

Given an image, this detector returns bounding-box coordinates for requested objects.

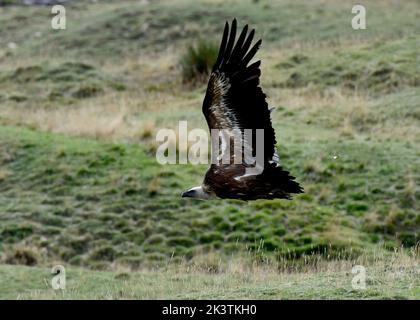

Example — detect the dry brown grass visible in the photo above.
[5,103,126,140]
[6,246,417,299]
[1,40,418,144]
[92,245,420,278]
[404,173,417,203]
[0,168,11,182]
[147,177,161,196]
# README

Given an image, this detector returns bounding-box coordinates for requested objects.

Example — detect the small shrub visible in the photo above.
[72,84,103,98]
[190,253,222,273]
[199,231,224,244]
[180,40,218,84]
[5,247,38,266]
[10,65,42,83]
[0,168,11,182]
[140,122,155,139]
[117,256,144,269]
[398,232,418,247]
[145,234,166,245]
[1,225,33,243]
[147,178,160,196]
[90,246,117,261]
[168,236,195,247]
[115,272,130,280]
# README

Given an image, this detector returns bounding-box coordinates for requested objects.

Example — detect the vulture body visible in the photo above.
[182,19,303,201]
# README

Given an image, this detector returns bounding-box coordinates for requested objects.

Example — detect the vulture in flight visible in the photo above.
[182,19,303,201]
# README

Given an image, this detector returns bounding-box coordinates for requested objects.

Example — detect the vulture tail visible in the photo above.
[260,165,304,200]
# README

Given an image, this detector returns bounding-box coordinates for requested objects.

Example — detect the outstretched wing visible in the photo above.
[202,19,278,166]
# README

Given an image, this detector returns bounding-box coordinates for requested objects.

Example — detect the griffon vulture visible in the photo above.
[182,19,303,200]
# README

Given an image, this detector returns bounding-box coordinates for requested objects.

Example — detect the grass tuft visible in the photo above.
[180,40,218,84]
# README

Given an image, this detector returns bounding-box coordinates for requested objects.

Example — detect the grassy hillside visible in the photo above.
[0,125,418,269]
[1,0,419,60]
[0,0,419,298]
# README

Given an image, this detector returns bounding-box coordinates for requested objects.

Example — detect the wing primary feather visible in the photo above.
[213,21,230,70]
[222,19,237,66]
[240,39,262,67]
[231,59,261,79]
[229,24,248,64]
[236,29,255,62]
[247,60,261,70]
[241,73,260,84]
[239,61,261,83]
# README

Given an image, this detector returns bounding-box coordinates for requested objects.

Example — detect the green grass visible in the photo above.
[0,124,418,269]
[0,251,418,299]
[276,37,420,94]
[0,61,124,105]
[1,0,418,61]
[0,0,419,299]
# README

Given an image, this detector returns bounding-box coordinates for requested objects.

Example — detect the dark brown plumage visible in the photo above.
[182,19,303,201]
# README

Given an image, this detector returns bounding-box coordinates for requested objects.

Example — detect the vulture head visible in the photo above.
[181,186,216,200]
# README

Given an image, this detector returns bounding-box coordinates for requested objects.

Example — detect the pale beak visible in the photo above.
[181,190,195,198]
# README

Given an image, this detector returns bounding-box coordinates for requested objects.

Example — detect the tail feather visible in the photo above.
[254,165,303,200]
[270,165,303,194]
